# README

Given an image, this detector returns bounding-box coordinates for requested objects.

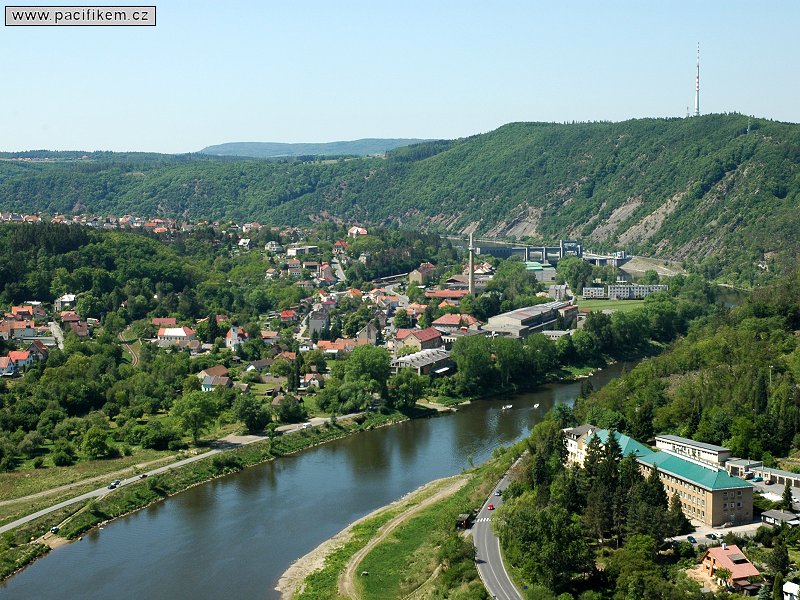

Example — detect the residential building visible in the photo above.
[607,284,669,300]
[157,326,196,343]
[347,226,368,238]
[566,427,754,527]
[761,510,800,527]
[197,364,229,380]
[7,350,33,369]
[60,310,81,323]
[307,310,330,338]
[0,357,15,377]
[265,240,284,253]
[280,310,298,324]
[409,262,436,285]
[287,245,319,257]
[563,424,600,465]
[26,340,50,361]
[655,435,732,466]
[261,330,280,344]
[424,289,470,303]
[701,545,760,594]
[582,287,606,299]
[398,327,443,352]
[356,320,379,345]
[152,317,177,327]
[54,293,77,312]
[201,375,232,392]
[69,322,90,338]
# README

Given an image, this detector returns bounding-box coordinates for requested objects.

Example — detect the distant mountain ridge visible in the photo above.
[1,115,799,280]
[199,138,431,158]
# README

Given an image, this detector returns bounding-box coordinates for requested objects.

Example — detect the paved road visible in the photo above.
[48,321,64,350]
[473,470,523,600]
[1,414,365,535]
[0,433,277,535]
[331,257,346,282]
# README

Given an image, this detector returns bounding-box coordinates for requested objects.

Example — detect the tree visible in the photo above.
[270,357,292,378]
[82,426,114,459]
[773,572,784,600]
[171,391,219,444]
[387,369,427,411]
[782,479,794,510]
[666,492,691,535]
[556,256,592,293]
[768,540,790,575]
[233,394,270,432]
[344,346,391,396]
[713,567,732,587]
[393,309,410,329]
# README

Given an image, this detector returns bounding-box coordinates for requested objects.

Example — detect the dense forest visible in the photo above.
[1,114,799,282]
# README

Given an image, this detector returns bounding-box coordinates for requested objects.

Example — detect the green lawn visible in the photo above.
[577,298,647,312]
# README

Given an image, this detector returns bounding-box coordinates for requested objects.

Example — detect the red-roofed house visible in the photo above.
[431,314,480,332]
[152,317,177,326]
[400,327,443,352]
[26,340,50,361]
[347,226,368,238]
[10,306,33,319]
[60,310,81,323]
[280,310,298,324]
[405,303,428,318]
[69,321,89,338]
[8,350,33,369]
[701,544,760,593]
[0,357,15,376]
[261,330,279,344]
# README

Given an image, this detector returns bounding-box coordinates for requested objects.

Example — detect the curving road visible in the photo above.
[473,471,523,600]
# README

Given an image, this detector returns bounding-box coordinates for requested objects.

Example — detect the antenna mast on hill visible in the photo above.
[694,43,700,117]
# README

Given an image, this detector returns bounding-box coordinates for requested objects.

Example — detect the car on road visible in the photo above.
[687,536,697,543]
[487,504,495,511]
[301,422,312,429]
[752,476,763,482]
[139,473,148,479]
[705,533,715,539]
[108,479,121,489]
[50,526,59,534]
[494,490,502,496]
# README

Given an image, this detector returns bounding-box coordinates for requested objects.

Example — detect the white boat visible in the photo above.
[533,403,540,408]
[502,404,512,410]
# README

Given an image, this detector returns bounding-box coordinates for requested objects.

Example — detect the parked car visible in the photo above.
[50,526,59,534]
[687,536,697,544]
[705,533,715,539]
[752,476,763,482]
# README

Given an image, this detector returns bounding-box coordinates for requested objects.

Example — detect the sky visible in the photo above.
[3,0,799,153]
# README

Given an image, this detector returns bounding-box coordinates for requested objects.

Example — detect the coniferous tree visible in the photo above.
[782,479,794,510]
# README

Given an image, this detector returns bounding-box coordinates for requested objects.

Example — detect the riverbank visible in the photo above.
[277,444,520,600]
[0,410,412,582]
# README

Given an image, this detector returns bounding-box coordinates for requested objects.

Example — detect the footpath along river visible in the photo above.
[1,363,629,600]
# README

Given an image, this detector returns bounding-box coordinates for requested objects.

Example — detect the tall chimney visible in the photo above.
[468,233,475,296]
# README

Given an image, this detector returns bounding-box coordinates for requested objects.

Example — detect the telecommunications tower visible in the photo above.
[694,43,700,117]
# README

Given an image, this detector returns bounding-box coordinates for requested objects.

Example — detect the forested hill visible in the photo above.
[1,114,799,278]
[199,138,430,158]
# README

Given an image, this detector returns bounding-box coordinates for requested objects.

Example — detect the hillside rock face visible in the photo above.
[1,115,798,272]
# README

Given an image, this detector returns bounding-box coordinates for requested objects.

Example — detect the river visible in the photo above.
[1,364,628,600]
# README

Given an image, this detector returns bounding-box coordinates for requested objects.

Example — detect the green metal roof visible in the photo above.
[591,429,654,460]
[591,429,751,491]
[637,451,753,491]
[524,261,544,270]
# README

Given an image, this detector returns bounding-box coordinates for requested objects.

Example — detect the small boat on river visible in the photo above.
[502,404,512,410]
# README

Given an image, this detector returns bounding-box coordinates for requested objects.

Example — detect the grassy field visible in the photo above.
[577,298,646,312]
[0,448,176,502]
[292,444,519,600]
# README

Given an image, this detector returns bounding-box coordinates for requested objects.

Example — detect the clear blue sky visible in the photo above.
[3,0,799,152]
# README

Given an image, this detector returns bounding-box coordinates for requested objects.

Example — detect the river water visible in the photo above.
[1,364,628,600]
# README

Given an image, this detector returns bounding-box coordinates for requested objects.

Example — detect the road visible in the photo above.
[48,321,64,350]
[331,257,347,282]
[473,471,523,600]
[0,414,364,535]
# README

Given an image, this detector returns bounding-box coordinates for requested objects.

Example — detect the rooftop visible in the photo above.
[655,434,731,453]
[637,451,753,491]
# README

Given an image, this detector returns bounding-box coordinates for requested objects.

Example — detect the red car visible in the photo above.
[487,504,495,511]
